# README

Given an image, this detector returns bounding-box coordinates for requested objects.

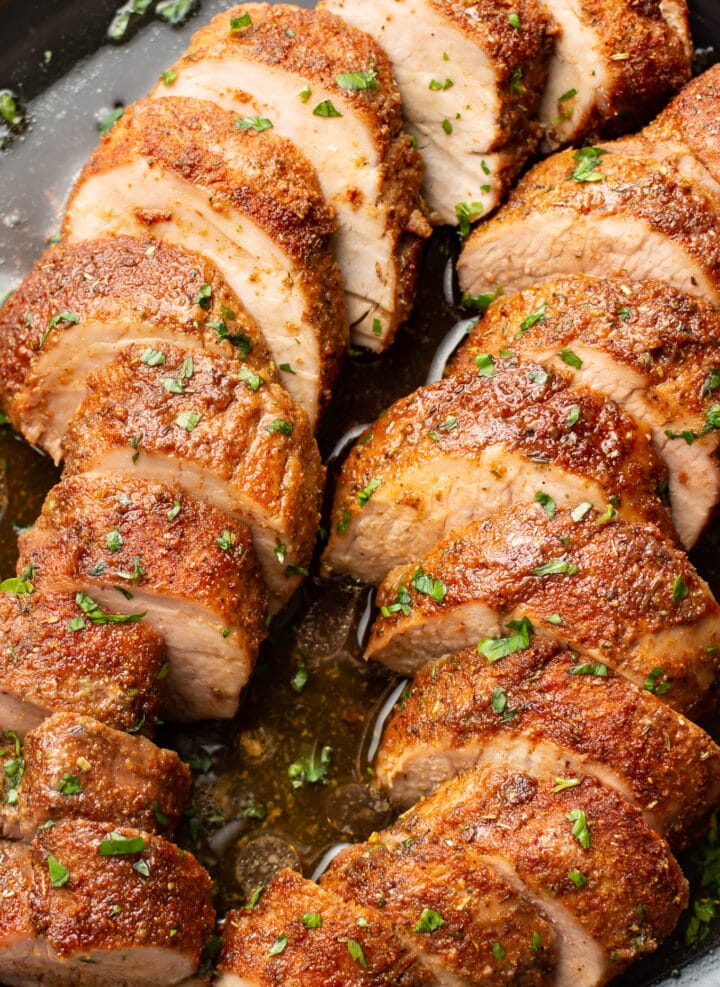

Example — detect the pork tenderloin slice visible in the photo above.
[216,868,427,986]
[0,236,276,464]
[375,638,720,847]
[323,361,671,583]
[0,712,190,841]
[23,819,214,986]
[368,501,720,715]
[62,343,323,612]
[457,150,720,307]
[320,0,556,226]
[537,0,690,152]
[156,4,429,349]
[0,590,164,737]
[395,766,688,986]
[450,275,720,547]
[63,96,347,426]
[17,473,267,721]
[321,833,558,986]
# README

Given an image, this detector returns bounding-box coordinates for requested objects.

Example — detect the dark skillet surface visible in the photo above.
[0,2,719,984]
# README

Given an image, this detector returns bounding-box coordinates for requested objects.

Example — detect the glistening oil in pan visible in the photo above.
[0,2,719,985]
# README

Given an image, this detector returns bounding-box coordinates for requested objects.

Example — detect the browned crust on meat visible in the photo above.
[376,639,720,847]
[323,835,558,985]
[65,96,347,407]
[31,819,214,963]
[0,841,33,939]
[218,869,425,986]
[326,361,671,561]
[61,343,323,599]
[399,768,688,967]
[459,150,720,294]
[18,474,267,647]
[0,591,164,735]
[450,274,720,431]
[0,236,274,428]
[645,64,720,184]
[15,713,191,836]
[369,502,720,715]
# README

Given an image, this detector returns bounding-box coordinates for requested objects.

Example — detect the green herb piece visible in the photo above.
[516,303,547,337]
[217,530,234,551]
[238,366,264,392]
[98,832,147,856]
[461,287,503,313]
[175,411,201,432]
[552,776,580,793]
[156,0,196,27]
[372,318,382,337]
[347,939,367,966]
[566,808,591,849]
[75,592,146,625]
[559,88,577,102]
[230,12,252,30]
[107,0,152,41]
[595,504,617,525]
[336,70,379,91]
[617,306,631,321]
[195,284,212,309]
[672,574,689,604]
[568,870,588,888]
[274,543,287,565]
[0,577,34,595]
[291,663,308,693]
[510,66,524,93]
[534,491,556,518]
[141,347,165,366]
[531,931,541,951]
[39,310,80,349]
[571,501,593,522]
[455,200,483,237]
[98,107,124,134]
[380,581,412,618]
[508,12,521,28]
[566,405,581,428]
[245,885,265,910]
[285,564,309,578]
[106,528,124,553]
[133,859,150,877]
[357,478,381,506]
[569,662,608,677]
[475,353,495,377]
[1,731,24,804]
[413,908,445,933]
[67,616,85,632]
[47,854,69,887]
[570,146,606,183]
[0,92,23,127]
[167,500,182,520]
[152,800,169,827]
[560,348,583,369]
[441,118,453,134]
[478,616,534,663]
[236,116,274,132]
[411,566,446,603]
[58,773,83,796]
[532,558,578,577]
[429,78,454,91]
[266,419,293,436]
[492,943,506,961]
[644,667,671,696]
[545,613,563,626]
[302,912,323,929]
[288,744,332,789]
[114,557,144,583]
[298,86,312,103]
[160,69,178,85]
[245,801,266,820]
[313,100,342,117]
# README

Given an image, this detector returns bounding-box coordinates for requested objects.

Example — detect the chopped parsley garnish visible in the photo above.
[313,100,343,118]
[288,744,332,789]
[357,478,381,506]
[75,592,146,625]
[1,730,24,804]
[107,0,152,42]
[571,501,593,522]
[336,70,379,91]
[475,353,495,377]
[568,870,588,888]
[245,885,265,910]
[0,577,34,595]
[413,908,445,933]
[429,78,454,90]
[510,66,524,93]
[141,347,165,366]
[478,616,534,663]
[160,69,178,86]
[236,116,274,132]
[67,616,85,632]
[229,12,252,30]
[175,410,201,432]
[238,366,264,392]
[291,663,308,693]
[106,528,123,552]
[347,939,368,967]
[566,808,591,849]
[552,776,580,793]
[516,303,547,337]
[442,118,453,134]
[455,200,483,237]
[98,832,147,856]
[559,88,577,102]
[268,934,288,956]
[380,582,412,618]
[493,943,506,960]
[337,508,351,534]
[566,405,581,428]
[532,558,578,576]
[302,912,323,929]
[167,500,182,520]
[266,419,293,436]
[0,91,23,127]
[217,530,235,551]
[195,284,212,309]
[618,306,631,321]
[560,348,583,369]
[372,318,382,336]
[39,310,80,349]
[298,86,312,103]
[156,0,196,26]
[491,686,521,722]
[569,146,606,183]
[508,12,521,28]
[410,566,446,602]
[672,574,690,604]
[152,800,169,827]
[58,773,83,796]
[461,285,503,311]
[643,667,671,696]
[569,662,608,677]
[47,854,70,887]
[534,491,556,518]
[98,106,125,134]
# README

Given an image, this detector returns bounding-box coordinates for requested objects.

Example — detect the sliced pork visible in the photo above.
[395,766,688,987]
[0,236,276,464]
[374,638,720,847]
[457,149,720,308]
[367,501,720,715]
[0,820,214,987]
[323,361,671,583]
[155,3,429,349]
[320,0,556,226]
[0,590,165,737]
[63,96,347,426]
[16,474,267,721]
[450,275,720,547]
[322,831,559,985]
[537,0,691,151]
[61,343,323,611]
[1,713,191,841]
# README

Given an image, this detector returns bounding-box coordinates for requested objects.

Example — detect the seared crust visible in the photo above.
[0,591,164,736]
[61,343,323,608]
[458,149,720,301]
[324,361,671,581]
[375,639,720,847]
[369,502,720,715]
[398,767,689,970]
[31,819,214,966]
[65,96,347,415]
[7,713,191,838]
[322,835,559,985]
[218,869,425,986]
[17,473,267,646]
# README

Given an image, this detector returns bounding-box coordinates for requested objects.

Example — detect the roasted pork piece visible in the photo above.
[0,820,214,987]
[449,275,720,547]
[61,343,323,611]
[457,147,720,307]
[374,638,720,847]
[323,362,671,583]
[155,3,429,349]
[321,0,556,226]
[367,501,720,715]
[0,236,276,464]
[0,713,190,841]
[322,832,558,985]
[16,474,267,721]
[392,766,688,987]
[536,0,690,150]
[0,590,165,737]
[63,96,347,426]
